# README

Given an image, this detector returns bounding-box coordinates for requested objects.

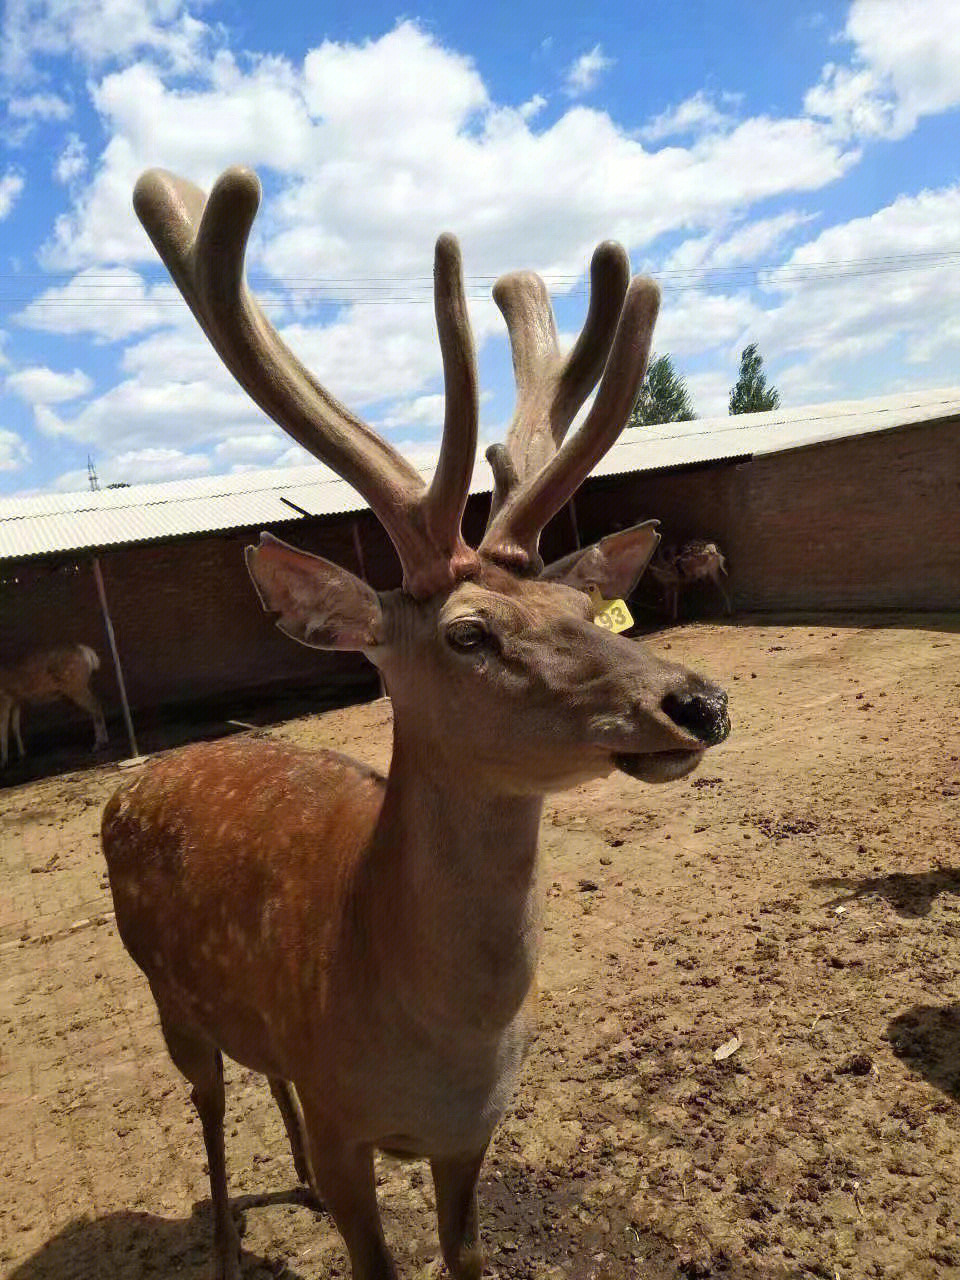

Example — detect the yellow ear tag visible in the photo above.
[588,585,634,633]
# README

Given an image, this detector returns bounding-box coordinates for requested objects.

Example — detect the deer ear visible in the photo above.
[245,533,383,651]
[541,520,660,599]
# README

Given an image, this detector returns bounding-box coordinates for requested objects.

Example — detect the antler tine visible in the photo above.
[419,234,480,583]
[486,242,630,521]
[134,166,478,598]
[550,240,632,436]
[480,275,660,571]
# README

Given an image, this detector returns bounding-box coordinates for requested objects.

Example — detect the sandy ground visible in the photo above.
[2,616,960,1280]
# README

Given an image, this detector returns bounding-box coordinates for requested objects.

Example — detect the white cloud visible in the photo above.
[378,394,445,431]
[564,44,613,96]
[55,133,87,183]
[654,288,761,359]
[805,64,897,139]
[34,371,261,451]
[0,429,29,471]
[7,365,92,403]
[665,212,815,273]
[15,15,960,495]
[17,267,176,339]
[641,91,731,142]
[32,22,855,289]
[0,170,25,219]
[518,94,547,121]
[7,91,71,120]
[1,0,209,79]
[647,186,960,405]
[755,185,960,378]
[805,0,960,139]
[684,370,732,418]
[214,433,287,463]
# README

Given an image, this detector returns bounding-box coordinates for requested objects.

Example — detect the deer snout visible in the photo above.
[661,682,730,747]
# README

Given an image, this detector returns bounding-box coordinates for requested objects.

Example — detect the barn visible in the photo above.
[1,387,957,762]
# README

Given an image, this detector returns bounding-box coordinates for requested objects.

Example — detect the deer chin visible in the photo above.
[613,748,704,783]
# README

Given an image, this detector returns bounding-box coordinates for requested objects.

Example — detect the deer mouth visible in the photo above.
[613,748,704,783]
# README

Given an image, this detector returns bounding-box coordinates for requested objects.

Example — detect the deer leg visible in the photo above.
[11,704,25,759]
[268,1076,316,1192]
[160,1018,240,1280]
[297,1096,397,1280]
[711,569,732,615]
[430,1147,488,1280]
[66,688,108,751]
[0,697,10,768]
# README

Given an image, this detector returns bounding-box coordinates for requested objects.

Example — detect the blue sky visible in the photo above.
[1,0,959,494]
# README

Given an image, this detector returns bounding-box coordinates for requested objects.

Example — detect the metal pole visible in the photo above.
[350,520,386,700]
[92,556,139,758]
[567,497,581,550]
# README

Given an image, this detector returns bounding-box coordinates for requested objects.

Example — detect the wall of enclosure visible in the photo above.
[577,417,960,614]
[2,417,956,746]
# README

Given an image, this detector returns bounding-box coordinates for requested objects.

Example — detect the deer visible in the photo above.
[648,539,731,621]
[0,643,107,768]
[101,165,731,1280]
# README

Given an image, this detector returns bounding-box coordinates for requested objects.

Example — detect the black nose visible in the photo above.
[662,686,730,746]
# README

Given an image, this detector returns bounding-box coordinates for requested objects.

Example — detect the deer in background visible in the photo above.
[0,643,107,768]
[102,165,731,1280]
[649,538,731,620]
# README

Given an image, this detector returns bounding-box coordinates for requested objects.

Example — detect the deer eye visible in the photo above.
[445,619,489,652]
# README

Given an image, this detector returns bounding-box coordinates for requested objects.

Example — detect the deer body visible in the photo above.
[649,539,731,621]
[0,643,107,767]
[106,733,540,1161]
[103,164,731,1280]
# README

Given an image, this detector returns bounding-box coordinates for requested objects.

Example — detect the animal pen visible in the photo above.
[1,171,959,1279]
[1,387,958,769]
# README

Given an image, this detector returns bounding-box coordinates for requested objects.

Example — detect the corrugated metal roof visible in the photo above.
[2,387,958,563]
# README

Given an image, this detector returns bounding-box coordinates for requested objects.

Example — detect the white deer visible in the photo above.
[101,166,731,1280]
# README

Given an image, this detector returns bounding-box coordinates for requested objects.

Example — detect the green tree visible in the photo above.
[729,342,780,414]
[628,354,696,426]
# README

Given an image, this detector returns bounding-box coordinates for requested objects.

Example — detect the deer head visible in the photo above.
[134,166,729,792]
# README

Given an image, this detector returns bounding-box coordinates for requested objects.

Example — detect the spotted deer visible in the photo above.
[0,643,107,767]
[648,539,731,621]
[102,165,731,1280]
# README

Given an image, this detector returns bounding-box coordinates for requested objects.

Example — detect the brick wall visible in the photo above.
[576,417,960,613]
[2,418,956,741]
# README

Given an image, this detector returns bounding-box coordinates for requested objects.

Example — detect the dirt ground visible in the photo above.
[2,616,960,1280]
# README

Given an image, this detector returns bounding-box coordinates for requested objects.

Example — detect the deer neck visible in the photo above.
[368,722,545,1036]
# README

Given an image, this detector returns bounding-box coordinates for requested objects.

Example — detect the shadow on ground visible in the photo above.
[5,1197,313,1280]
[8,1164,803,1280]
[812,866,960,918]
[887,1003,960,1100]
[0,682,381,790]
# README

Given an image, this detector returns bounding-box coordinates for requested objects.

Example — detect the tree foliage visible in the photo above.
[629,354,696,426]
[729,343,780,414]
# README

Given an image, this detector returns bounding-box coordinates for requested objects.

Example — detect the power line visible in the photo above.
[2,246,960,309]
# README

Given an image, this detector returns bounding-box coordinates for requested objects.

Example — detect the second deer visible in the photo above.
[0,643,107,767]
[649,539,731,620]
[102,166,731,1280]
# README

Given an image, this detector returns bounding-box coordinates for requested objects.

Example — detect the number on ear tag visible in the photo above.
[588,586,634,633]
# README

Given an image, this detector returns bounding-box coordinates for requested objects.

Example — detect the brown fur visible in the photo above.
[648,539,732,621]
[109,165,730,1280]
[103,557,729,1280]
[0,643,107,767]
